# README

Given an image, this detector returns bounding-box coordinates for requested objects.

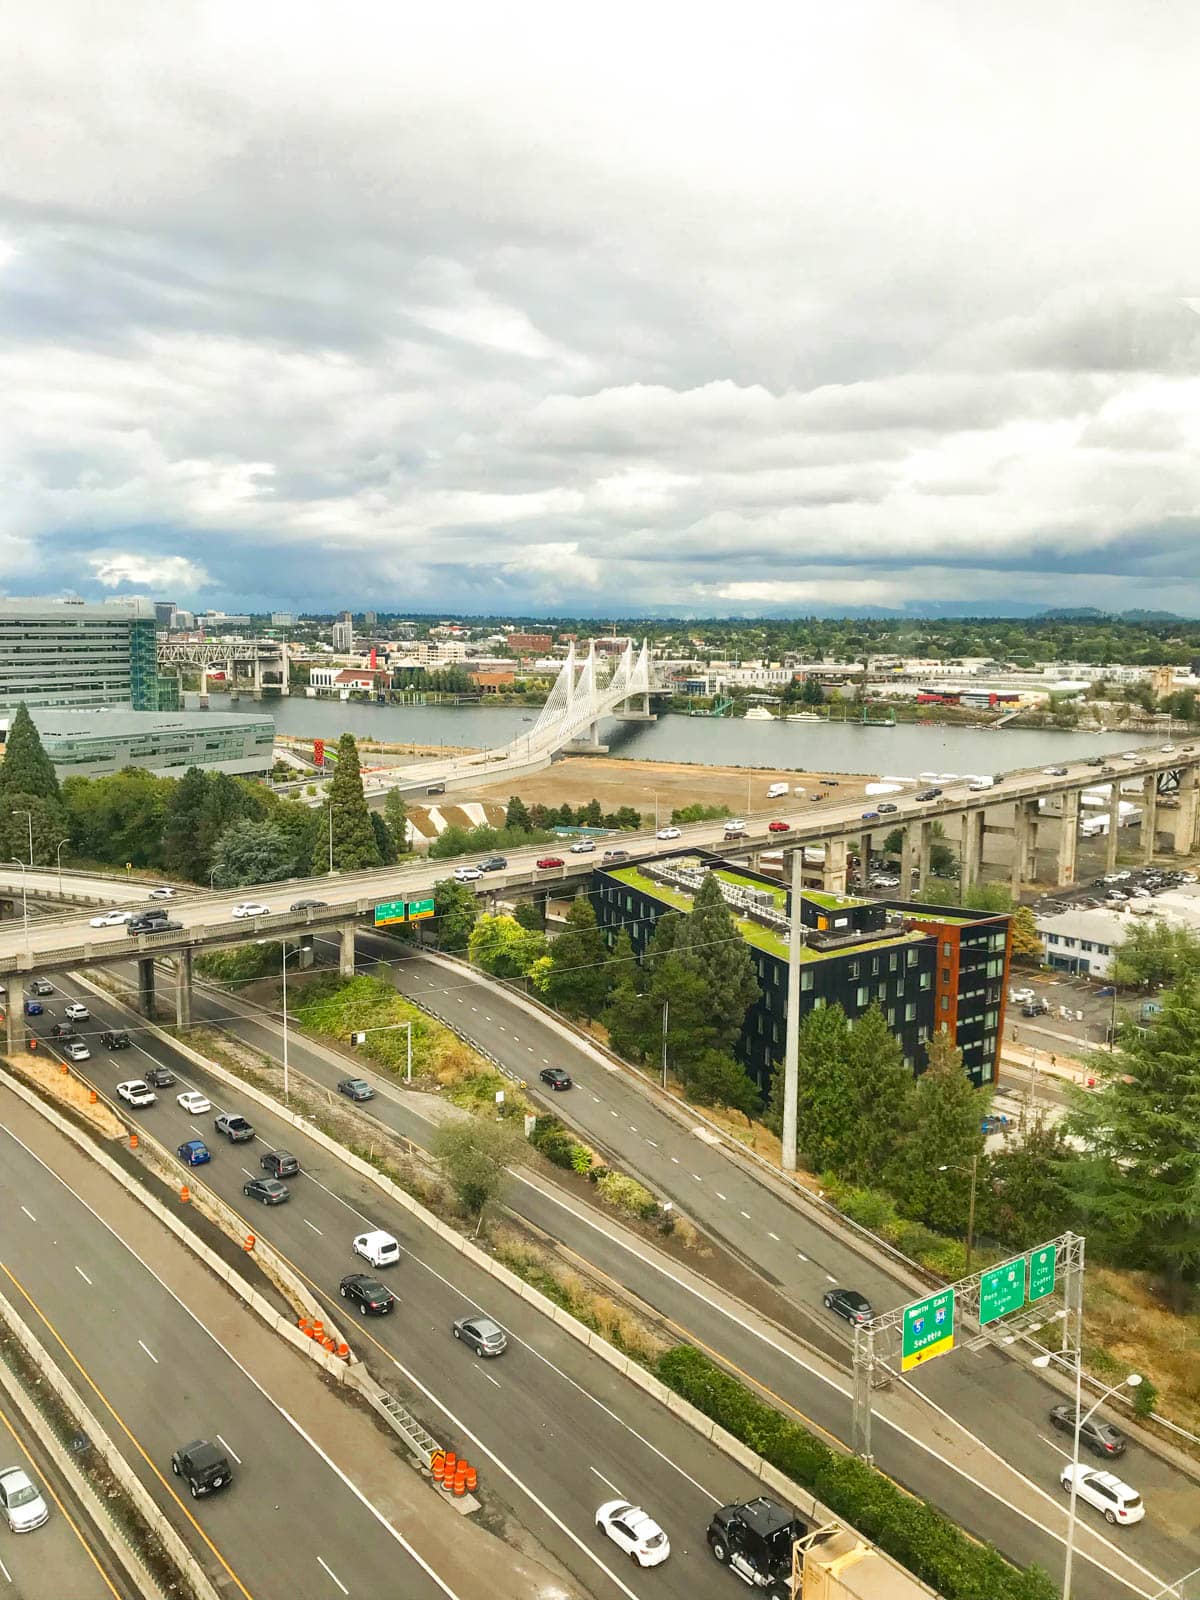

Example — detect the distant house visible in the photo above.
[469,669,516,693]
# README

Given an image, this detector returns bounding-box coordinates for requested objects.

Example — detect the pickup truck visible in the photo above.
[117,1080,157,1108]
[214,1112,255,1143]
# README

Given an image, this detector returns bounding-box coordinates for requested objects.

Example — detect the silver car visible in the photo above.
[0,1466,49,1532]
[452,1314,507,1357]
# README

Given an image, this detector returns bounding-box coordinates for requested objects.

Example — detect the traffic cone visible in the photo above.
[129,1133,139,1150]
[88,1089,97,1104]
[243,1233,256,1252]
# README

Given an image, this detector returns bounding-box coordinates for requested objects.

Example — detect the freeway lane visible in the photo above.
[0,1398,123,1600]
[32,988,786,1600]
[52,968,1187,1600]
[0,1101,462,1600]
[0,744,1188,971]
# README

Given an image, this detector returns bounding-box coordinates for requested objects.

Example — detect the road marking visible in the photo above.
[480,1370,501,1388]
[740,1210,751,1219]
[511,1036,519,1042]
[796,1252,808,1262]
[471,1006,477,1012]
[670,1156,679,1164]
[0,1554,9,1583]
[304,1218,323,1235]
[542,1058,550,1065]
[241,1167,255,1179]
[589,1465,623,1495]
[645,1139,657,1148]
[216,1433,242,1464]
[137,1339,158,1364]
[318,1555,350,1595]
[692,1173,703,1182]
[19,1206,35,1222]
[715,1191,727,1201]
[74,1265,92,1285]
[528,1046,534,1052]
[824,1272,838,1283]
[591,1095,601,1103]
[768,1232,780,1241]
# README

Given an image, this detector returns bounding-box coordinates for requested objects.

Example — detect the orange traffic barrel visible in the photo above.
[28,1038,36,1051]
[452,1465,466,1497]
[299,1318,311,1338]
[129,1133,139,1150]
[243,1233,256,1252]
[312,1320,324,1341]
[337,1342,350,1360]
[430,1452,445,1486]
[442,1452,456,1489]
[61,1061,68,1075]
[322,1335,335,1351]
[180,1185,191,1204]
[88,1088,97,1104]
[465,1464,478,1493]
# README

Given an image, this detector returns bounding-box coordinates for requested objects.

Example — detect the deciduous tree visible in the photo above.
[211,819,298,888]
[889,1031,987,1234]
[432,878,479,952]
[433,1117,525,1230]
[545,895,611,1018]
[162,766,212,881]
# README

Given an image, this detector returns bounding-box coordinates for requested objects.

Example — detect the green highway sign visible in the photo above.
[980,1256,1027,1325]
[374,899,408,927]
[1028,1245,1057,1303]
[407,896,435,921]
[901,1289,955,1371]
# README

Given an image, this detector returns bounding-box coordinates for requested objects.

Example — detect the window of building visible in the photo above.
[907,948,918,967]
[905,1002,916,1021]
[940,994,949,1011]
[856,986,868,1008]
[919,970,931,989]
[848,960,859,979]
[943,941,952,959]
[941,967,950,985]
[801,970,814,992]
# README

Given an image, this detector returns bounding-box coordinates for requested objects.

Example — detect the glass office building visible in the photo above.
[2,709,275,780]
[0,597,177,711]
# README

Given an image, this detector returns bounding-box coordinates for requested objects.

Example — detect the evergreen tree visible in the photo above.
[841,1005,915,1184]
[314,734,380,872]
[371,812,396,865]
[1065,977,1200,1307]
[582,798,603,827]
[197,773,248,866]
[383,788,410,853]
[273,798,321,877]
[0,791,69,867]
[505,795,533,832]
[162,767,213,881]
[671,875,758,1058]
[687,1048,759,1114]
[0,705,59,802]
[211,819,297,887]
[889,1031,987,1233]
[602,929,656,1063]
[546,895,611,1018]
[982,1115,1074,1250]
[790,1004,854,1172]
[800,675,825,706]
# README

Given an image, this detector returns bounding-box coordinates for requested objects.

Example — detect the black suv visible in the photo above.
[339,1272,395,1316]
[261,1150,300,1178]
[915,787,942,801]
[100,1030,132,1050]
[171,1439,233,1498]
[1049,1404,1127,1457]
[145,1064,175,1087]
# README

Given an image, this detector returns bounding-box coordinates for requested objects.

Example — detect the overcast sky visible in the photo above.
[3,1,1199,617]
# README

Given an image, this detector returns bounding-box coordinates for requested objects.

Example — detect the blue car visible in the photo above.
[177,1139,211,1167]
[23,999,43,1016]
[861,811,880,821]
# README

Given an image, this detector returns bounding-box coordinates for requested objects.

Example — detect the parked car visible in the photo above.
[353,1230,400,1267]
[243,1177,290,1205]
[339,1272,395,1316]
[1011,987,1035,1004]
[100,1029,132,1050]
[260,1150,299,1178]
[479,856,508,871]
[535,856,564,869]
[89,909,132,928]
[231,901,271,919]
[177,1139,211,1167]
[823,1287,873,1325]
[170,1440,232,1498]
[214,1113,255,1143]
[0,1465,49,1532]
[1059,1465,1144,1525]
[117,1080,156,1107]
[768,820,790,833]
[177,1090,212,1114]
[595,1501,670,1567]
[539,1066,573,1091]
[655,826,681,840]
[1049,1404,1127,1458]
[453,865,483,882]
[452,1314,508,1357]
[1022,1001,1050,1017]
[337,1077,375,1102]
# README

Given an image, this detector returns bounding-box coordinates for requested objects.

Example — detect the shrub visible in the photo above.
[594,1169,660,1221]
[197,941,284,984]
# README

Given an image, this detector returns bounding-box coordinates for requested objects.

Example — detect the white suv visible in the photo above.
[1060,1465,1144,1526]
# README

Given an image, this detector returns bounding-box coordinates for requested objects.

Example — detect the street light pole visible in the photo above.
[328,803,335,875]
[938,1153,979,1275]
[1032,1357,1141,1600]
[661,999,668,1090]
[55,838,69,897]
[14,809,33,866]
[280,941,306,1101]
[9,860,29,955]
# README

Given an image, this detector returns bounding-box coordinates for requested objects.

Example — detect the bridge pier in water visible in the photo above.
[137,957,156,1019]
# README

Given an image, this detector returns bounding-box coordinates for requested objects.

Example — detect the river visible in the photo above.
[198,692,1139,777]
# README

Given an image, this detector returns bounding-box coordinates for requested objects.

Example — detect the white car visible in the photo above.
[453,866,482,882]
[232,901,271,918]
[1180,871,1198,884]
[148,886,178,899]
[1042,766,1069,777]
[64,1002,90,1022]
[64,1040,91,1062]
[655,826,681,840]
[117,1080,157,1108]
[1011,987,1035,1004]
[1060,1464,1144,1526]
[1160,744,1177,753]
[1121,752,1139,761]
[353,1230,400,1267]
[177,1090,211,1114]
[0,1465,49,1533]
[569,839,596,854]
[595,1500,670,1567]
[89,908,132,928]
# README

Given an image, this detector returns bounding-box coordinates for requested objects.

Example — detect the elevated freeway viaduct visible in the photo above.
[0,742,1196,1055]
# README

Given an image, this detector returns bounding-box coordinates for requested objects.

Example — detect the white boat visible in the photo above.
[786,712,822,722]
[745,706,775,720]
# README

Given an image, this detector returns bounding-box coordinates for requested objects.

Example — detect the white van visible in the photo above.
[767,782,789,800]
[353,1231,400,1268]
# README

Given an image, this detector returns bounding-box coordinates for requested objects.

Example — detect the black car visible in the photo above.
[823,1287,874,1325]
[260,1149,299,1178]
[242,1177,290,1205]
[1086,756,1106,767]
[100,1030,132,1050]
[479,856,508,872]
[337,1077,375,1101]
[1049,1404,1127,1457]
[915,788,941,801]
[170,1439,233,1498]
[50,1022,80,1039]
[145,1064,175,1087]
[339,1272,395,1316]
[1022,1001,1049,1017]
[290,899,328,911]
[539,1066,573,1091]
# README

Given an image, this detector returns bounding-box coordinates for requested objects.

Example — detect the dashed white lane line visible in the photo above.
[715,1192,727,1201]
[318,1556,349,1596]
[610,1109,618,1117]
[692,1173,704,1183]
[527,1046,534,1053]
[589,1465,623,1496]
[796,1252,808,1262]
[740,1210,751,1219]
[216,1433,242,1464]
[480,1370,502,1389]
[824,1272,838,1283]
[471,1006,478,1012]
[670,1156,679,1164]
[0,1553,11,1582]
[75,1264,92,1285]
[137,1338,158,1364]
[645,1139,658,1148]
[591,1094,601,1103]
[20,1205,35,1222]
[542,1058,550,1065]
[768,1232,780,1241]
[304,1218,323,1235]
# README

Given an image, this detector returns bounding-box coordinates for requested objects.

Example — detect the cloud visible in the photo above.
[1,0,1199,613]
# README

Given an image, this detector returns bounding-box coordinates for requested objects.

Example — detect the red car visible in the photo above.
[768,820,791,833]
[536,856,564,869]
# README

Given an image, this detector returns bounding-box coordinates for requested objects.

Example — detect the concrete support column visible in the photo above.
[279,645,291,696]
[252,655,263,699]
[339,923,356,977]
[917,821,933,890]
[137,957,156,1019]
[299,933,315,969]
[1011,801,1038,894]
[821,837,848,895]
[960,809,985,893]
[1106,785,1121,871]
[174,949,192,1030]
[5,998,20,1058]
[1141,776,1158,864]
[900,823,917,897]
[1176,768,1200,855]
[1056,791,1080,887]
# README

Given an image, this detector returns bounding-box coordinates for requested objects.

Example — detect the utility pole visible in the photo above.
[661,999,669,1090]
[781,846,803,1171]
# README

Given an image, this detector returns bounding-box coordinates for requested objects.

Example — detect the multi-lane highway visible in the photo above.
[25,961,1198,1600]
[0,743,1192,975]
